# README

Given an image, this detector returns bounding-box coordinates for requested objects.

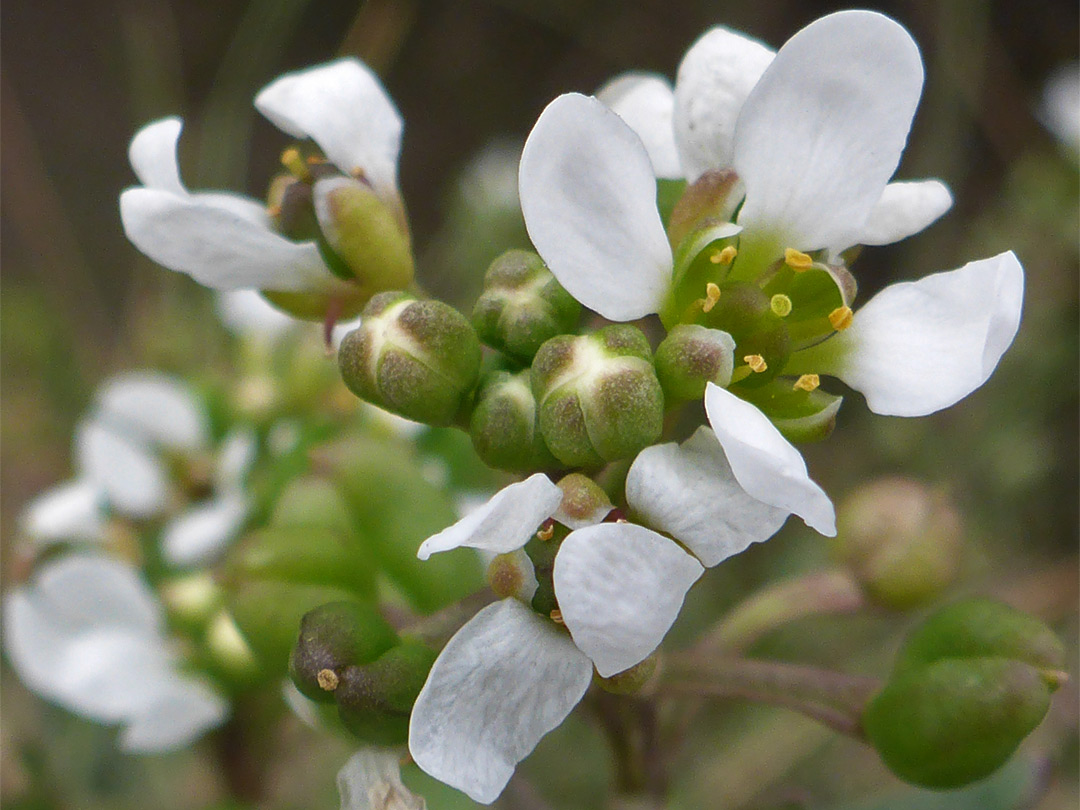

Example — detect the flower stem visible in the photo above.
[397,587,498,648]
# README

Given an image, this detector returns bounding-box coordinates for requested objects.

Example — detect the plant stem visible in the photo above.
[397,587,498,648]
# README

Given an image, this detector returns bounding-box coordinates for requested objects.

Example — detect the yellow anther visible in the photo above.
[536,523,555,541]
[784,248,814,271]
[317,668,340,692]
[829,306,854,331]
[710,245,738,265]
[702,282,722,313]
[550,609,564,624]
[744,354,768,373]
[280,148,311,182]
[793,374,820,392]
[770,293,793,317]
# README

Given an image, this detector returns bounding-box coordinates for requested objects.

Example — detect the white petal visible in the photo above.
[161,493,250,567]
[626,426,788,566]
[216,290,297,340]
[57,629,172,721]
[554,523,703,677]
[120,187,348,294]
[191,191,273,226]
[596,72,682,179]
[704,384,835,535]
[859,180,953,246]
[215,428,258,491]
[734,11,924,253]
[332,316,364,351]
[337,748,426,810]
[75,419,168,518]
[1039,61,1080,153]
[20,480,106,544]
[409,599,592,804]
[128,117,186,195]
[821,251,1024,417]
[417,474,562,561]
[121,675,229,751]
[95,371,208,451]
[519,93,672,321]
[255,58,402,197]
[673,26,774,181]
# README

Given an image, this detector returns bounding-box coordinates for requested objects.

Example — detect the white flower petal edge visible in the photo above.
[95,372,208,451]
[554,523,703,678]
[128,117,185,195]
[820,251,1024,417]
[216,290,297,341]
[519,93,672,321]
[704,384,836,536]
[672,26,774,181]
[409,599,592,804]
[337,748,427,810]
[859,180,953,247]
[734,10,924,253]
[161,493,250,567]
[75,420,168,518]
[255,58,403,198]
[626,426,788,566]
[417,474,563,560]
[20,480,106,544]
[596,73,682,179]
[120,675,229,752]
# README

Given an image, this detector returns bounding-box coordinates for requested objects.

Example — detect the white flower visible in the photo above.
[1039,61,1079,156]
[3,555,228,751]
[408,456,798,803]
[337,749,426,810]
[120,59,402,298]
[216,290,298,343]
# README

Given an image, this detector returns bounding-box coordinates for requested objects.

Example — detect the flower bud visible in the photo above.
[831,479,962,609]
[596,652,660,695]
[270,476,353,535]
[288,601,399,703]
[472,250,581,362]
[554,473,613,528]
[338,292,482,426]
[335,640,438,745]
[531,325,664,467]
[655,325,736,403]
[313,174,414,295]
[864,598,1065,789]
[469,370,557,472]
[229,526,377,598]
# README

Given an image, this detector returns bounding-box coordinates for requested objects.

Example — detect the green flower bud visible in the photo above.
[596,652,660,695]
[288,601,399,703]
[270,476,353,536]
[831,479,962,610]
[472,250,581,362]
[555,473,613,527]
[335,641,438,745]
[655,325,736,403]
[531,325,664,467]
[313,174,414,296]
[338,292,482,426]
[469,370,557,472]
[864,658,1054,789]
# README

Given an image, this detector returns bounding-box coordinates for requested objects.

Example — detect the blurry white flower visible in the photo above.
[1039,61,1079,155]
[216,289,297,342]
[3,555,227,751]
[337,749,426,810]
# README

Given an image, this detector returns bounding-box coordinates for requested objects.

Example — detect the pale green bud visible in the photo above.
[555,473,613,527]
[832,478,962,609]
[471,250,581,362]
[469,370,557,472]
[338,292,482,426]
[531,325,664,467]
[655,324,735,403]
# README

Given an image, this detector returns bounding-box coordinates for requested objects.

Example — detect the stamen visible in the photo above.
[280,148,311,182]
[702,282,722,313]
[793,374,820,392]
[536,520,555,541]
[770,293,793,317]
[549,609,564,624]
[710,245,738,265]
[784,248,814,271]
[317,668,340,691]
[828,306,854,331]
[744,354,768,373]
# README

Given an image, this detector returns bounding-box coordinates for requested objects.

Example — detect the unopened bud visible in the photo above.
[554,473,613,528]
[472,250,581,362]
[335,641,438,745]
[313,174,414,295]
[832,478,962,610]
[531,325,664,467]
[655,325,736,402]
[289,601,399,703]
[338,292,482,426]
[596,652,660,695]
[469,370,557,472]
[229,525,377,597]
[270,476,353,536]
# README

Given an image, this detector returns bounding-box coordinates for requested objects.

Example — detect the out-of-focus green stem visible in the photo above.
[694,568,866,655]
[396,587,498,648]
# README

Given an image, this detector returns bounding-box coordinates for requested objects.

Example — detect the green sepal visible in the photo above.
[739,380,843,443]
[661,223,741,329]
[469,369,557,472]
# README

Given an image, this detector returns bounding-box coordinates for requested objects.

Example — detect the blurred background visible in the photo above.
[2,0,1077,808]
